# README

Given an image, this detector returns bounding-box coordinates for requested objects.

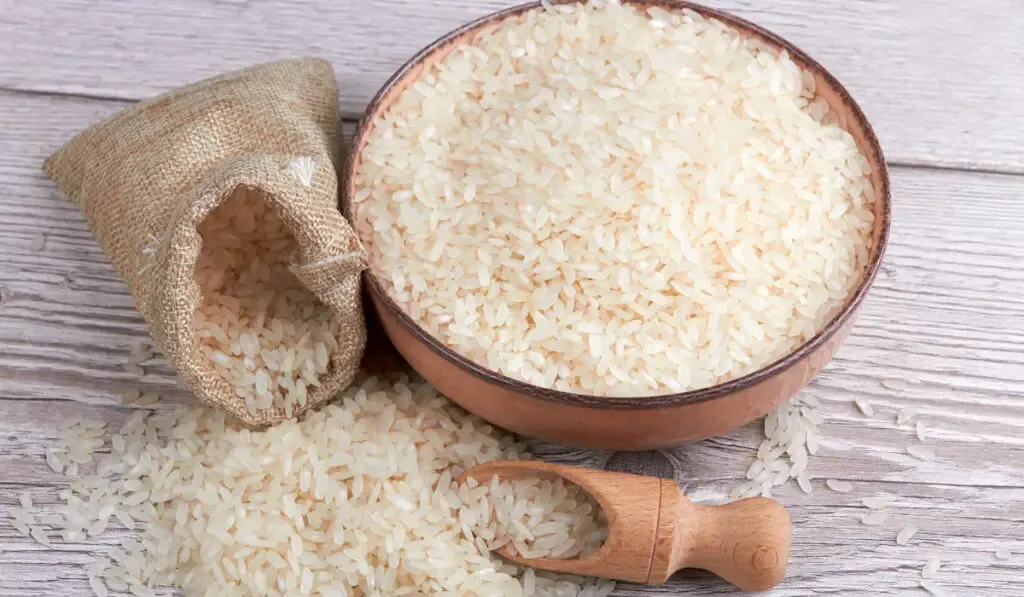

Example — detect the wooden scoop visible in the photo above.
[463,460,791,592]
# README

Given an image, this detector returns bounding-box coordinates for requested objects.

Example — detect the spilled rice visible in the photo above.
[14,375,613,597]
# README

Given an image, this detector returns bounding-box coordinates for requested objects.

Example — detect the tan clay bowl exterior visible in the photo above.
[343,0,892,451]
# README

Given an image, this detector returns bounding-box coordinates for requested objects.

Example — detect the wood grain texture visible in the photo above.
[1,0,1023,172]
[670,496,791,591]
[2,50,1024,597]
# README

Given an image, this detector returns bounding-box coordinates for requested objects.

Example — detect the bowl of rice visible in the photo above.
[345,0,890,450]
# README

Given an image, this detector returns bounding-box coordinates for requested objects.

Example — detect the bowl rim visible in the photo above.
[343,0,892,411]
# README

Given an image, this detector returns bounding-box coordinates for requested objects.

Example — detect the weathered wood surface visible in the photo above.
[1,0,1023,594]
[1,0,1023,173]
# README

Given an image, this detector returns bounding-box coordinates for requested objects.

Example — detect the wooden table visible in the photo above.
[1,1,1022,595]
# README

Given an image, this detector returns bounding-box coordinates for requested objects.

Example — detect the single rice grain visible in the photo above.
[797,472,813,494]
[861,495,893,510]
[89,576,109,597]
[922,558,941,578]
[826,479,854,493]
[920,579,951,597]
[896,526,917,545]
[29,527,52,547]
[854,397,874,417]
[896,408,919,425]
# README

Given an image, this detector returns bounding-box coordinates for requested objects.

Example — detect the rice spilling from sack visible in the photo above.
[194,188,340,417]
[35,375,614,597]
[353,0,876,396]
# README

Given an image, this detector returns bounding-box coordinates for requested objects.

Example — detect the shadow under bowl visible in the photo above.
[343,0,891,451]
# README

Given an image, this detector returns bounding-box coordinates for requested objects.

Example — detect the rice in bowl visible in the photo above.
[352,0,876,397]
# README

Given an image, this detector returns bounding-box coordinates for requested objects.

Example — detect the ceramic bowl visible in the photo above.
[343,0,891,450]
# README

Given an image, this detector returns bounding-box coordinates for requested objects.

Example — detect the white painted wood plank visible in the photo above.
[1,0,1023,172]
[2,90,1024,595]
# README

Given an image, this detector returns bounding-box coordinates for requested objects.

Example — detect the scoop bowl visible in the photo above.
[461,460,792,591]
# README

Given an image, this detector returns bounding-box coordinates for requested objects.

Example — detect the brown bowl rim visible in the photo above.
[343,0,892,411]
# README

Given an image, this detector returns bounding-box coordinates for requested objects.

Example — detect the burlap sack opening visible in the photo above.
[43,58,368,427]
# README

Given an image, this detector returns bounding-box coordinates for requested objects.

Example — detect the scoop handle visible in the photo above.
[668,496,792,591]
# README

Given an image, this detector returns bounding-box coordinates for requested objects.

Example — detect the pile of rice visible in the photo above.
[18,375,613,597]
[353,0,876,397]
[194,188,340,416]
[731,390,822,498]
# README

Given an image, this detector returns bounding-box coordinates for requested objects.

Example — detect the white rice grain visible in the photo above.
[826,479,854,493]
[881,379,908,391]
[29,526,52,547]
[45,451,64,473]
[89,575,109,597]
[861,495,893,510]
[796,472,813,494]
[11,509,33,524]
[854,397,874,417]
[896,408,919,425]
[922,557,941,578]
[896,526,917,545]
[11,520,30,536]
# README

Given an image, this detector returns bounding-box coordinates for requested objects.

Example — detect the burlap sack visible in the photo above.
[43,58,368,427]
